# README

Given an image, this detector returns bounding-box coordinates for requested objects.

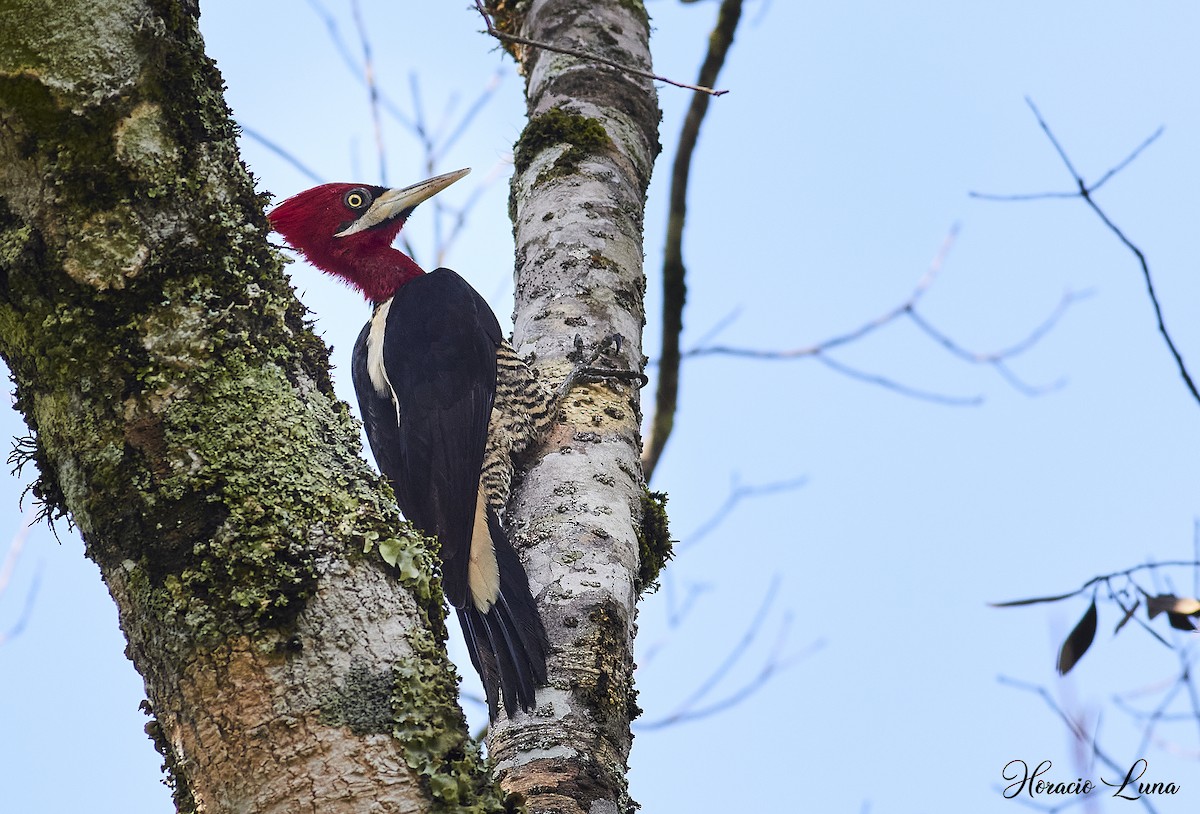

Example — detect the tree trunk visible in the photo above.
[1,0,661,811]
[0,3,503,812]
[485,2,661,813]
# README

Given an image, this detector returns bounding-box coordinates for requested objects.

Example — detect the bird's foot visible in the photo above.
[557,333,648,399]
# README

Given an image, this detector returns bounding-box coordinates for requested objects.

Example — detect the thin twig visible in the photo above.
[433,68,503,164]
[239,126,324,184]
[998,676,1161,814]
[437,158,508,266]
[0,566,40,647]
[681,225,1079,405]
[905,289,1091,396]
[349,0,387,186]
[639,574,824,729]
[681,473,807,553]
[661,573,713,631]
[686,225,957,360]
[814,353,982,406]
[0,514,40,647]
[1141,669,1188,759]
[1087,127,1164,195]
[638,628,824,729]
[972,101,1196,406]
[0,513,34,598]
[304,0,417,130]
[473,0,729,97]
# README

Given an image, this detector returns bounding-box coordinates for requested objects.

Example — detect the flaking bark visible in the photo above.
[0,2,503,812]
[486,1,661,812]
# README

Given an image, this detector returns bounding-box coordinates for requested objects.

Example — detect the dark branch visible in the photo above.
[473,1,729,97]
[971,100,1197,406]
[642,0,744,481]
[992,561,1200,607]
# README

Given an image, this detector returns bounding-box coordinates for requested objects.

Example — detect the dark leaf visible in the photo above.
[1166,612,1197,632]
[1057,600,1098,675]
[1145,594,1200,619]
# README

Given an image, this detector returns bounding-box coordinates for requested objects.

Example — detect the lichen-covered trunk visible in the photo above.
[486,2,661,812]
[0,3,501,812]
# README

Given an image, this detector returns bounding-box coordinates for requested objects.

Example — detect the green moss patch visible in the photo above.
[391,629,513,814]
[513,106,613,182]
[636,488,671,594]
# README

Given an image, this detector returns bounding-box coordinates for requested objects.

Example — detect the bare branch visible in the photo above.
[998,676,1162,814]
[433,68,504,164]
[239,126,324,185]
[473,1,729,97]
[1102,580,1172,650]
[1104,657,1200,761]
[1087,127,1164,195]
[638,576,824,729]
[637,576,713,668]
[0,513,33,599]
[907,290,1089,371]
[349,0,387,186]
[972,100,1197,406]
[814,353,983,406]
[686,225,957,360]
[0,569,40,647]
[303,0,417,130]
[642,471,805,661]
[0,514,39,647]
[680,226,1078,405]
[437,158,509,266]
[992,561,1200,607]
[681,473,807,553]
[642,0,744,480]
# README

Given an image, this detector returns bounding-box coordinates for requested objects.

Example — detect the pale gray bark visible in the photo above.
[487,2,661,812]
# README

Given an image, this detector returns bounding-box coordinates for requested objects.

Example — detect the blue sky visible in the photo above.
[2,2,1199,812]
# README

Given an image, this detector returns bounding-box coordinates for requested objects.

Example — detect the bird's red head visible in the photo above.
[268,168,469,303]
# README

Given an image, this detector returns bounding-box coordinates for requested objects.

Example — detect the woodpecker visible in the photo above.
[268,169,553,719]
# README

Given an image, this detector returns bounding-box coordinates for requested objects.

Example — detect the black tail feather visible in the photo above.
[457,505,548,720]
[457,606,501,717]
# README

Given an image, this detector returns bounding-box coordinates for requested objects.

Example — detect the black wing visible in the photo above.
[351,321,404,488]
[379,268,502,609]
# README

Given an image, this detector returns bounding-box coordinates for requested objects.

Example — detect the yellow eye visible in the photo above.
[344,189,369,210]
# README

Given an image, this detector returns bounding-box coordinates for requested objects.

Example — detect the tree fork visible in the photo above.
[0,3,501,812]
[489,1,661,812]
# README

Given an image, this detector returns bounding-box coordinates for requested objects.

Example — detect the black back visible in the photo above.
[351,268,502,608]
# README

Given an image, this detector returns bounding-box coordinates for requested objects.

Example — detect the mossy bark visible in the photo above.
[0,2,504,812]
[486,2,661,813]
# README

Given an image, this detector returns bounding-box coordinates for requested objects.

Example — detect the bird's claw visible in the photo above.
[558,333,645,397]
